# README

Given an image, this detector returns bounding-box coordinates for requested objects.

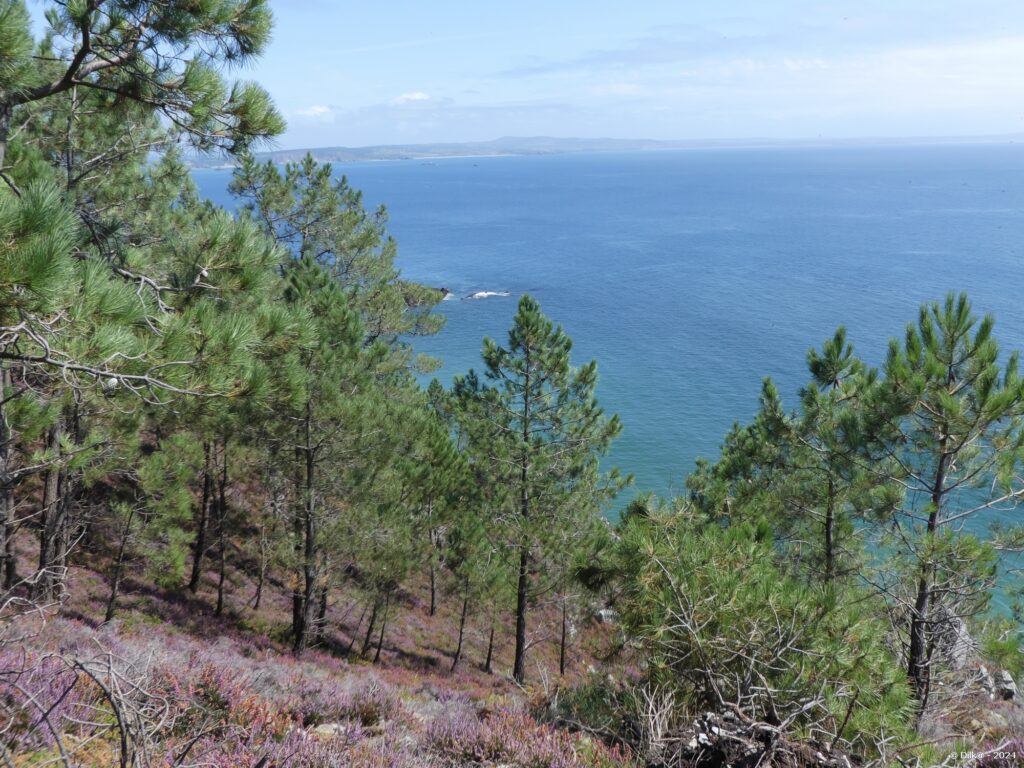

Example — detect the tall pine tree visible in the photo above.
[454,295,624,683]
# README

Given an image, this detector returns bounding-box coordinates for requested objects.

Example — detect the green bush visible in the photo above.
[979,618,1024,678]
[605,510,914,756]
[542,673,640,748]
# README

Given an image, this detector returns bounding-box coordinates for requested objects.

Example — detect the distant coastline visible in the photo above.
[185,133,1024,169]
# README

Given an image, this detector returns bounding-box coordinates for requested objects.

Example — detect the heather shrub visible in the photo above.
[426,707,632,768]
[341,739,423,768]
[159,663,243,736]
[341,679,406,726]
[292,675,405,728]
[0,651,102,753]
[976,740,1024,768]
[185,722,363,768]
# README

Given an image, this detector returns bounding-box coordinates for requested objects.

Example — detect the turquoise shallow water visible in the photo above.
[193,145,1024,533]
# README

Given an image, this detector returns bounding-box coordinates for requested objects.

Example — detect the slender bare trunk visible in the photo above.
[37,417,65,601]
[373,591,391,664]
[252,518,267,610]
[513,357,531,684]
[451,590,469,673]
[361,600,380,656]
[824,475,835,583]
[215,438,229,616]
[484,618,495,674]
[0,102,11,180]
[104,508,136,622]
[908,436,949,703]
[559,599,568,676]
[294,402,318,655]
[429,559,437,617]
[346,602,370,655]
[313,584,328,644]
[428,509,437,616]
[513,545,529,683]
[291,489,304,641]
[0,364,15,588]
[188,441,212,593]
[64,87,76,190]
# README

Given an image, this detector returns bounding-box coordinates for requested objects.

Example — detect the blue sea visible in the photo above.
[193,145,1024,535]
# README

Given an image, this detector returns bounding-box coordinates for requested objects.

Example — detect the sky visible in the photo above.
[30,1,1024,149]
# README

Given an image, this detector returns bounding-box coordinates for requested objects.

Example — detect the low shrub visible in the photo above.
[426,707,633,768]
[602,512,915,757]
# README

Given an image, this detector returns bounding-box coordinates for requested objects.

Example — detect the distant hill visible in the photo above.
[186,133,1024,168]
[187,136,703,167]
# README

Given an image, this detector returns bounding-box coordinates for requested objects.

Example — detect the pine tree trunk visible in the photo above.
[513,544,529,683]
[294,403,318,655]
[361,600,380,656]
[36,417,65,602]
[346,602,370,655]
[0,102,11,180]
[0,363,16,589]
[908,439,949,703]
[484,619,495,674]
[104,508,135,623]
[428,513,437,616]
[824,476,835,583]
[292,495,304,643]
[513,361,532,685]
[215,534,226,615]
[252,519,267,611]
[188,441,212,593]
[215,438,229,617]
[373,591,391,664]
[559,599,568,676]
[313,585,328,643]
[292,586,304,642]
[53,404,83,596]
[63,87,76,191]
[429,560,437,617]
[57,485,73,574]
[451,592,469,673]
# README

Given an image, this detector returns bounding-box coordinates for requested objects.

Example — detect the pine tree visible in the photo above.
[869,293,1024,705]
[0,183,78,589]
[230,153,444,356]
[1,2,287,601]
[225,153,445,653]
[0,0,283,175]
[454,295,624,683]
[687,330,898,585]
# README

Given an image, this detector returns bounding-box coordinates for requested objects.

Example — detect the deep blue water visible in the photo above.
[193,145,1024,528]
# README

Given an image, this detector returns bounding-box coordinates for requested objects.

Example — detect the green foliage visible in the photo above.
[24,0,285,153]
[137,433,204,587]
[0,182,77,317]
[0,1,33,91]
[605,508,914,753]
[542,672,641,748]
[231,153,444,358]
[978,618,1024,679]
[687,328,898,585]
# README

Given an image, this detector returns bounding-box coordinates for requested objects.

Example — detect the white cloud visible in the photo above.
[294,105,334,120]
[390,91,432,106]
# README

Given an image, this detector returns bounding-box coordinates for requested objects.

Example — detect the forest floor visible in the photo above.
[5,531,635,767]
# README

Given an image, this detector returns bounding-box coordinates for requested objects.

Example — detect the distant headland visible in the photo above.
[185,133,1024,169]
